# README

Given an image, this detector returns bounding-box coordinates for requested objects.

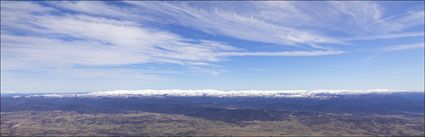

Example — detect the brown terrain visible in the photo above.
[1,111,424,136]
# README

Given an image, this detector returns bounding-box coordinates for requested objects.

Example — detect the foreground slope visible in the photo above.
[1,111,424,136]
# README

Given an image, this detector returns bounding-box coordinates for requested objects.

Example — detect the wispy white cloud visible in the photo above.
[384,43,424,51]
[1,4,230,68]
[124,1,423,47]
[218,50,344,57]
[126,1,343,47]
[381,10,425,32]
[1,1,343,80]
[1,1,423,92]
[328,1,383,33]
[47,1,137,19]
[2,2,342,66]
[345,31,424,41]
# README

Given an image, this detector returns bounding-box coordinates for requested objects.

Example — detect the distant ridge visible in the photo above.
[7,89,424,99]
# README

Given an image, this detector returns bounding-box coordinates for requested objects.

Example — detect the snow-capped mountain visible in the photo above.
[5,89,423,99]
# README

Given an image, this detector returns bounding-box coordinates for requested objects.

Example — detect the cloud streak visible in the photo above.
[1,2,343,72]
[384,43,424,51]
[218,50,344,57]
[1,1,423,92]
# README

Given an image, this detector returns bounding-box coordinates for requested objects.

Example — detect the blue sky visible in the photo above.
[1,1,424,92]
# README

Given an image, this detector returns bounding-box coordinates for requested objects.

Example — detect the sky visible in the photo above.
[0,1,424,93]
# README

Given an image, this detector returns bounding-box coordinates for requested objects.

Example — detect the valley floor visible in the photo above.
[1,111,424,136]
